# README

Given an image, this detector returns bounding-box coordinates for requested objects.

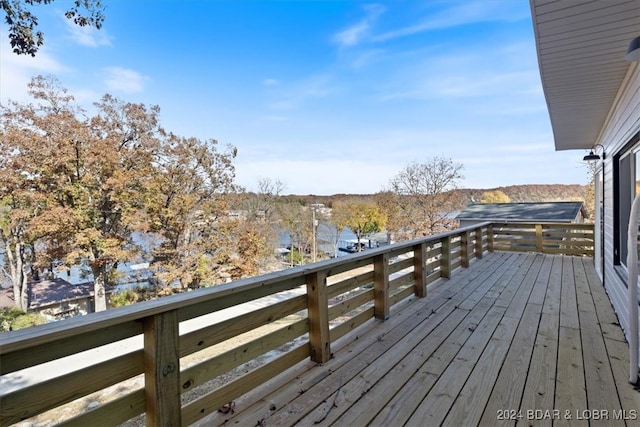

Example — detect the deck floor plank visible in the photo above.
[361,255,535,427]
[200,253,639,427]
[321,297,497,427]
[582,257,627,342]
[439,306,519,427]
[554,256,589,426]
[359,255,530,427]
[518,312,560,427]
[581,258,640,422]
[477,302,543,427]
[542,254,563,315]
[602,337,640,423]
[572,257,626,425]
[555,326,588,426]
[528,253,555,306]
[560,255,580,329]
[516,255,563,427]
[405,303,507,426]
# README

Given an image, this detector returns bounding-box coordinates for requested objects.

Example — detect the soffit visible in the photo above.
[530,0,640,151]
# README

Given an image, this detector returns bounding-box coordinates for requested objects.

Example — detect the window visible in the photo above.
[614,131,640,267]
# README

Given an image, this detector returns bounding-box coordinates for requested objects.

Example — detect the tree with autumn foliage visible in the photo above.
[0,76,82,310]
[385,157,464,240]
[277,201,313,263]
[331,200,387,251]
[227,219,276,279]
[0,76,243,311]
[143,134,240,289]
[0,191,41,311]
[1,76,162,311]
[480,190,511,203]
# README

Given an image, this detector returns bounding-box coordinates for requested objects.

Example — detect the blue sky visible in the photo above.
[1,0,590,195]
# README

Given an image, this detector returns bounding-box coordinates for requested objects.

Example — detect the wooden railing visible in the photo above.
[491,222,594,256]
[0,222,593,426]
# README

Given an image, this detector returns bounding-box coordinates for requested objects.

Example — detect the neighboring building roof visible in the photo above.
[0,279,97,310]
[0,287,15,309]
[530,0,640,151]
[455,202,587,223]
[28,279,95,309]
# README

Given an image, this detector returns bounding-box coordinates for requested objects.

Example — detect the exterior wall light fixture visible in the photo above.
[583,144,605,161]
[626,35,640,62]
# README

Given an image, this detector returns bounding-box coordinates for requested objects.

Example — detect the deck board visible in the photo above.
[202,252,640,427]
[442,307,516,427]
[519,312,559,427]
[336,299,496,426]
[555,326,588,427]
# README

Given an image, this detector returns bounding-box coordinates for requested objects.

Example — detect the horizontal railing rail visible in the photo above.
[0,221,593,426]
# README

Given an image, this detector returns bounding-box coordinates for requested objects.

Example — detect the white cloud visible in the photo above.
[373,39,541,106]
[431,70,540,98]
[334,21,369,47]
[266,74,335,111]
[103,67,148,93]
[0,37,69,104]
[263,78,279,86]
[374,1,529,42]
[345,48,387,69]
[65,19,111,47]
[333,4,385,48]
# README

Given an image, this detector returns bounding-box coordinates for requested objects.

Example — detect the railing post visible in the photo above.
[413,243,427,298]
[461,230,470,268]
[306,271,331,363]
[535,224,543,252]
[475,226,483,259]
[440,236,452,278]
[488,224,495,252]
[374,253,390,320]
[144,310,181,427]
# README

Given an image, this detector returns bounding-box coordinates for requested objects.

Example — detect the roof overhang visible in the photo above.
[530,0,640,151]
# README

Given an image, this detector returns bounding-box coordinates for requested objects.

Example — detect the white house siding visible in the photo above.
[597,63,640,351]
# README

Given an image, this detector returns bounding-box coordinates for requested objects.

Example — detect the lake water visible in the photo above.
[1,226,388,290]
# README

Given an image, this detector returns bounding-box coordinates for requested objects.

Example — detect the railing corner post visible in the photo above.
[374,253,390,320]
[441,236,452,278]
[536,224,543,252]
[488,224,495,252]
[143,310,181,427]
[461,230,470,268]
[475,226,483,259]
[413,243,427,298]
[306,271,331,363]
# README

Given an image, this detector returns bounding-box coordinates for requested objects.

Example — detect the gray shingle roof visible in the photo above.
[0,279,98,309]
[28,278,95,308]
[455,202,586,222]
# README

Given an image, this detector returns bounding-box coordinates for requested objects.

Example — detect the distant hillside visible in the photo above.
[455,184,588,204]
[290,184,589,207]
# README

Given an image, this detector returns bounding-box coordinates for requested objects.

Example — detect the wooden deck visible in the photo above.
[201,252,639,427]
